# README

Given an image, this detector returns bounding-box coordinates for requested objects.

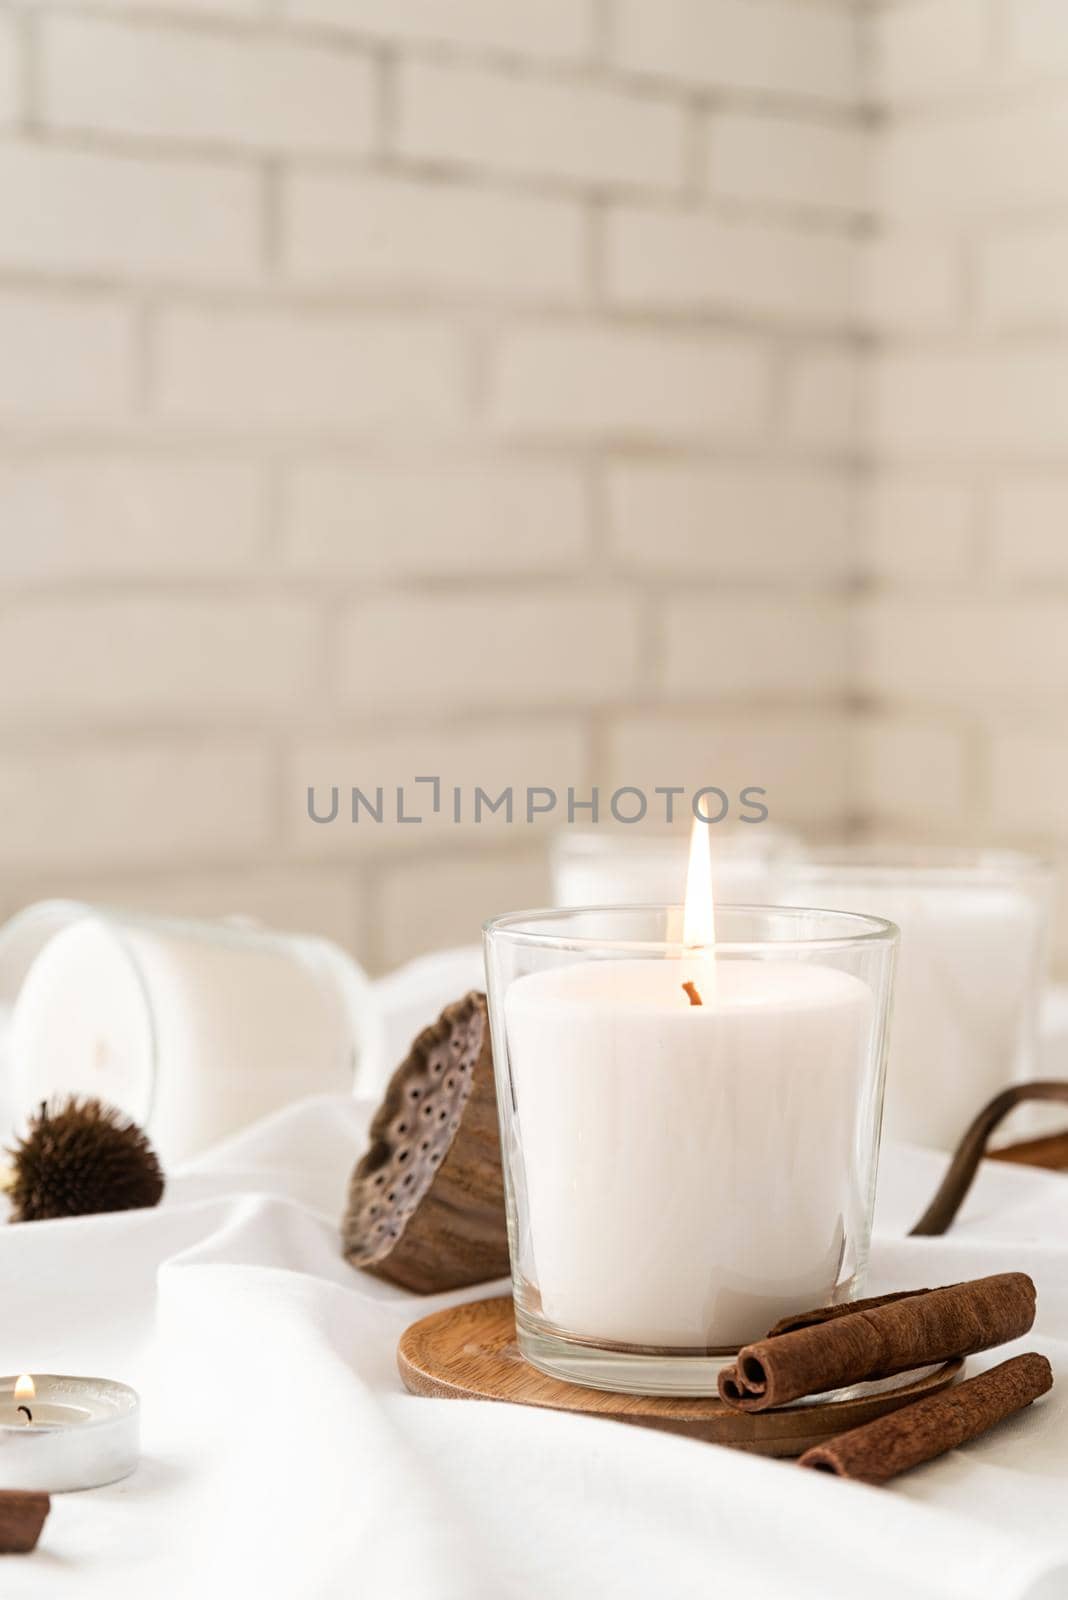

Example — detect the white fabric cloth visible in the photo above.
[2,1095,1067,1600]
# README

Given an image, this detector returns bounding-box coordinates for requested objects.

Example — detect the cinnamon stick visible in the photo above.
[799,1353,1052,1484]
[0,1490,49,1554]
[718,1273,1036,1412]
[766,1286,939,1338]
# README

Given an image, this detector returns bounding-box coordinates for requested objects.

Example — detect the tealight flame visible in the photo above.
[14,1376,34,1403]
[683,817,716,949]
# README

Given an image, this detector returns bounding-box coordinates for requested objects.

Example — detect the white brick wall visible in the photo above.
[19,0,1067,978]
[0,458,265,577]
[0,0,867,971]
[1007,0,1068,75]
[863,235,961,333]
[990,481,1068,579]
[0,293,135,419]
[658,597,851,700]
[606,210,859,325]
[856,720,970,828]
[283,462,589,578]
[860,598,1068,704]
[784,347,861,450]
[283,174,586,301]
[858,1,1068,958]
[42,17,377,156]
[613,0,858,103]
[868,0,993,105]
[607,465,854,579]
[707,113,872,215]
[0,740,276,870]
[491,326,772,440]
[979,226,1068,328]
[865,478,978,584]
[0,598,319,721]
[880,104,1068,215]
[0,146,260,284]
[291,721,589,859]
[378,852,550,967]
[281,0,596,64]
[0,17,19,123]
[607,713,854,830]
[396,60,687,192]
[337,595,641,713]
[871,350,1068,458]
[153,309,469,429]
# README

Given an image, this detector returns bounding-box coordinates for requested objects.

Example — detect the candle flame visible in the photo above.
[683,818,716,949]
[14,1375,34,1403]
[682,818,717,1002]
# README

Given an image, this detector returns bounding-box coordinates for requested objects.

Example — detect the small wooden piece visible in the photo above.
[990,1131,1068,1171]
[343,992,509,1294]
[0,1491,49,1554]
[397,1296,964,1459]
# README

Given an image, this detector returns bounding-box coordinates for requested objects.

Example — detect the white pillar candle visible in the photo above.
[5,909,375,1165]
[783,864,1051,1151]
[505,956,873,1350]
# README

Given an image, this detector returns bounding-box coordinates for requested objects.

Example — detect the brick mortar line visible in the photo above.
[0,579,863,606]
[6,2,868,120]
[0,423,868,466]
[0,278,867,343]
[0,266,933,347]
[0,126,876,232]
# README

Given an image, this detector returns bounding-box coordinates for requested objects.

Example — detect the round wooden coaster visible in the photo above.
[398,1296,964,1458]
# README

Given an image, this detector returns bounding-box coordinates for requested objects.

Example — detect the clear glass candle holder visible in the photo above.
[780,850,1054,1152]
[0,900,383,1165]
[483,904,897,1397]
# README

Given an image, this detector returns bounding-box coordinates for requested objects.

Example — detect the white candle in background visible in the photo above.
[505,825,875,1351]
[6,908,375,1165]
[550,827,801,910]
[782,861,1051,1151]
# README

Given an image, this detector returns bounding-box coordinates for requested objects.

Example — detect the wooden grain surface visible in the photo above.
[398,1296,964,1458]
[992,1131,1068,1171]
[0,1491,50,1554]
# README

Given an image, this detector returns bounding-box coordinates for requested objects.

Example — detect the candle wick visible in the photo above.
[17,1406,32,1425]
[682,980,703,1007]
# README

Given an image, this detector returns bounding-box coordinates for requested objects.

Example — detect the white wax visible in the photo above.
[505,958,874,1350]
[9,917,357,1164]
[785,880,1045,1150]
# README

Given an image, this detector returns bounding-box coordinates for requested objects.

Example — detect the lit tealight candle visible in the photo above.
[0,1374,139,1491]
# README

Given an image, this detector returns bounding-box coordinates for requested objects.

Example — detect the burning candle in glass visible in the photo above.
[484,824,898,1396]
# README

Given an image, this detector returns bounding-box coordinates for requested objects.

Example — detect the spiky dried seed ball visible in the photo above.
[6,1097,164,1222]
